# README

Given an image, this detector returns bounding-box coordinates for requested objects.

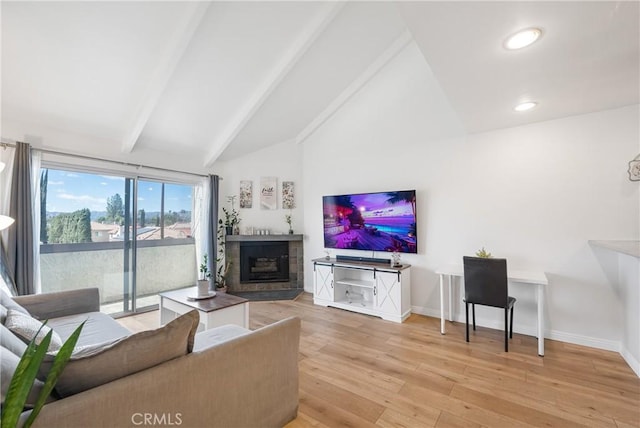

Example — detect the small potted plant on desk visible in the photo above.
[475,247,492,258]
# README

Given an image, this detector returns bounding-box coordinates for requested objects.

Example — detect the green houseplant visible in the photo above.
[1,322,84,428]
[222,195,240,235]
[215,220,231,292]
[199,253,212,281]
[475,247,492,258]
[198,254,212,296]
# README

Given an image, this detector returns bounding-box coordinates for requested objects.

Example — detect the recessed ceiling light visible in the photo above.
[505,28,542,50]
[514,101,538,112]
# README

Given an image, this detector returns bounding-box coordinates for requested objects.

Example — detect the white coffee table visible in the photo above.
[159,287,249,332]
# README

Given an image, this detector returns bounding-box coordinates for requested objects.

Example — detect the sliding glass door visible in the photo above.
[133,179,196,311]
[39,168,196,315]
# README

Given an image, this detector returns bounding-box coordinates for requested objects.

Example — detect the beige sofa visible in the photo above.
[1,288,300,428]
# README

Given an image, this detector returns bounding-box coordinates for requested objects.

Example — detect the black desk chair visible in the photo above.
[463,256,516,352]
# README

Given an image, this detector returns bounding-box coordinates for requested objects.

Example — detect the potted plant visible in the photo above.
[285,212,293,234]
[2,323,84,428]
[215,221,230,293]
[222,195,240,235]
[475,247,492,258]
[198,254,212,296]
[215,261,231,293]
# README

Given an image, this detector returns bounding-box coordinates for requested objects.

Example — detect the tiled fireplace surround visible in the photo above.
[225,235,304,292]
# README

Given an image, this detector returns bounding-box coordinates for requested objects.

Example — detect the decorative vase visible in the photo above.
[197,279,209,297]
[217,286,227,294]
[391,252,402,268]
[225,226,233,235]
[288,229,293,234]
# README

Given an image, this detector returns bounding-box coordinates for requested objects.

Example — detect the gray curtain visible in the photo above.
[7,142,34,295]
[207,175,219,288]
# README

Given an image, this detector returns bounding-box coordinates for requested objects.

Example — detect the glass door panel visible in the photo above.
[39,168,134,315]
[134,180,196,311]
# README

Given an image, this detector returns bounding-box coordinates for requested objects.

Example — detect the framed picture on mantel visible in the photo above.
[260,177,277,210]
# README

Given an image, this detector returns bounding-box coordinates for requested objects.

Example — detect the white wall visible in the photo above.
[213,139,304,235]
[301,42,640,351]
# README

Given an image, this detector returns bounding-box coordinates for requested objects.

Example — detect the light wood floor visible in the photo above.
[118,292,640,428]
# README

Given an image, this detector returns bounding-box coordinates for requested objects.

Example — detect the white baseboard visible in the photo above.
[620,346,640,377]
[546,329,620,353]
[411,305,624,354]
[411,305,538,337]
[411,305,440,319]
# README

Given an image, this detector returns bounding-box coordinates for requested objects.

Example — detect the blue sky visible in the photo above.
[45,169,192,213]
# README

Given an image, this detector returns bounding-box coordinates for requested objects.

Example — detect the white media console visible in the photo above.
[312,257,411,323]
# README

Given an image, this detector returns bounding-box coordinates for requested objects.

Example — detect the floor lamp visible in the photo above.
[0,160,13,230]
[0,215,14,230]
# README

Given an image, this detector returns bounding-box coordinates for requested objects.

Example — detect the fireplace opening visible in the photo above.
[240,242,289,283]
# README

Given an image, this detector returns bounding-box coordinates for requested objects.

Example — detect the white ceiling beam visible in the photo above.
[121,2,210,154]
[296,30,413,145]
[203,2,345,167]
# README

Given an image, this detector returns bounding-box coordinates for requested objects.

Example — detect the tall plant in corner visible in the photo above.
[1,322,84,428]
[215,219,231,291]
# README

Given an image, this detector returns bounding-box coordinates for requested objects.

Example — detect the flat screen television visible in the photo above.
[322,190,417,254]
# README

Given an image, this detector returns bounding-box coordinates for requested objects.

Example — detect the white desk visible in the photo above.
[435,263,548,356]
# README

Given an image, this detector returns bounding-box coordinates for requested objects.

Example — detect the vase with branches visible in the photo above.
[285,212,293,234]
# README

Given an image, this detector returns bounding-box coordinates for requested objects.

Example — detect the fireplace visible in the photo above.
[240,242,289,283]
[225,235,303,292]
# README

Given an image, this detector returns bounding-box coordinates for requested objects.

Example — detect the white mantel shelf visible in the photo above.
[589,240,640,258]
[225,234,303,242]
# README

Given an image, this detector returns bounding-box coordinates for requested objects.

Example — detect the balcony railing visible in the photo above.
[40,239,197,314]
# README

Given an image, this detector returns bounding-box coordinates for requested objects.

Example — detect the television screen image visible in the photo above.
[323,190,417,254]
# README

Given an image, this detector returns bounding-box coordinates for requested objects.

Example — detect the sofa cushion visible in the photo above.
[193,324,251,352]
[48,311,130,348]
[0,274,12,295]
[4,309,63,352]
[40,309,199,397]
[0,323,27,357]
[0,303,6,325]
[1,347,56,409]
[0,289,29,324]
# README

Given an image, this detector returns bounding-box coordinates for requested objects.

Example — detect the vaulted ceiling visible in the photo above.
[2,1,638,172]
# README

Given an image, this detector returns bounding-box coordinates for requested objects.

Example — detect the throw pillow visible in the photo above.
[0,323,28,357]
[40,309,199,397]
[4,309,63,353]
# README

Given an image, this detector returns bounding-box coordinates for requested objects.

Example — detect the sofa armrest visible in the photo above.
[14,288,100,320]
[27,316,301,428]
